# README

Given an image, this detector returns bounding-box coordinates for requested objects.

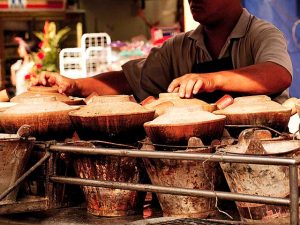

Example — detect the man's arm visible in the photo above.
[74,70,133,97]
[168,62,292,98]
[217,62,292,94]
[32,70,133,97]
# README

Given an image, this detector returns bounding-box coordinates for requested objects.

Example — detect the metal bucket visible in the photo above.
[71,141,145,217]
[141,138,219,218]
[0,133,35,203]
[219,138,300,223]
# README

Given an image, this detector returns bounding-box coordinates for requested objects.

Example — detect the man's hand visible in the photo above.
[167,73,218,98]
[30,72,77,96]
[167,62,292,99]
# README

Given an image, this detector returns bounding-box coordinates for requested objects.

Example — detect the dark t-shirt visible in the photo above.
[122,9,292,103]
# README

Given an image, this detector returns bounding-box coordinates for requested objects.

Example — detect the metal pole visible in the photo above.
[0,152,51,201]
[49,145,297,166]
[50,176,290,206]
[289,164,299,225]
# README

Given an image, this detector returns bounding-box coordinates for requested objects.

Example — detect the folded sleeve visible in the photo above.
[251,23,293,77]
[122,33,196,102]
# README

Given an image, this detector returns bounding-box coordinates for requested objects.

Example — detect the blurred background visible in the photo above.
[1,0,300,98]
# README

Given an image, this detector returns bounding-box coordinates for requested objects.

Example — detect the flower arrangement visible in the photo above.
[30,21,71,80]
[24,73,31,85]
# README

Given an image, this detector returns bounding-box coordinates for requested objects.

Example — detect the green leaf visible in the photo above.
[54,27,71,47]
[32,21,71,74]
[48,22,57,39]
[34,32,44,41]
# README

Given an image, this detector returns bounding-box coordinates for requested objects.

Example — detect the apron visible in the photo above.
[192,56,238,103]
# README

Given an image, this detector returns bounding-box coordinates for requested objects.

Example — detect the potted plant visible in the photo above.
[30,21,71,80]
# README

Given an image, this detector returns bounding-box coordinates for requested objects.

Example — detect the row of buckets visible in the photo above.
[1,132,300,223]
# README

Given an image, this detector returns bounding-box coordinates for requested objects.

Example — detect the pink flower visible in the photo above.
[36,64,42,69]
[38,42,43,48]
[24,74,31,80]
[37,52,45,60]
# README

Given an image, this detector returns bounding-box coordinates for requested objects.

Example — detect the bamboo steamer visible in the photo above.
[0,96,75,140]
[89,95,136,104]
[144,106,226,145]
[11,86,84,105]
[233,95,272,102]
[0,102,18,112]
[0,103,18,133]
[143,93,216,117]
[213,95,291,131]
[296,99,300,117]
[69,95,155,143]
[282,97,298,115]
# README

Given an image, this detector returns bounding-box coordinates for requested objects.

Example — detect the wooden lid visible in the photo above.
[144,93,215,113]
[70,101,153,117]
[28,86,59,93]
[3,96,72,115]
[145,106,225,126]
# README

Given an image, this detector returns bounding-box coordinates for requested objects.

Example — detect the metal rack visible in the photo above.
[44,143,300,225]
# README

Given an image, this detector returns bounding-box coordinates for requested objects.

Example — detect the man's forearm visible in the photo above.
[216,62,292,95]
[74,71,133,97]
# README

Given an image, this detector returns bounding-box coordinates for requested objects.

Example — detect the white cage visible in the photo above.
[60,33,112,78]
[81,33,111,50]
[59,48,86,78]
[85,46,112,76]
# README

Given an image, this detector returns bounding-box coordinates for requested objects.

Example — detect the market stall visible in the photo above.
[1,1,300,224]
[0,91,299,224]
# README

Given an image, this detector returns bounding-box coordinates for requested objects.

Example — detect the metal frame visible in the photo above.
[48,144,300,225]
[0,152,51,202]
[0,141,77,214]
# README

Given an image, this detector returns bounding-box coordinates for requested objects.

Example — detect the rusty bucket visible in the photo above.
[140,138,219,218]
[218,135,300,223]
[70,141,145,217]
[0,127,35,203]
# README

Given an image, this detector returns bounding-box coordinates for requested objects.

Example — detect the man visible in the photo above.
[32,0,292,103]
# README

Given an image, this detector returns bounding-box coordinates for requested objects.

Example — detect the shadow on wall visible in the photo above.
[244,0,300,98]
